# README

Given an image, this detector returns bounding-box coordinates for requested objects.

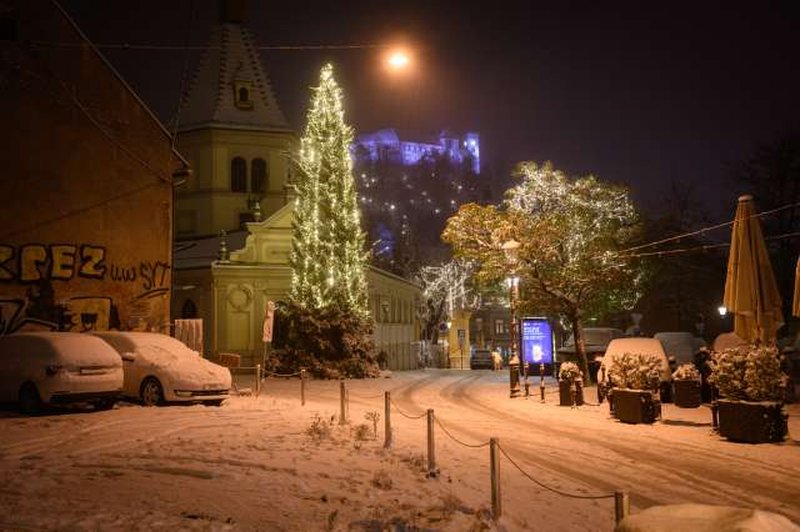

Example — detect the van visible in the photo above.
[0,332,123,413]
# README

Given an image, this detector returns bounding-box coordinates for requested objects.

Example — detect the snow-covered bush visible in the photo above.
[607,352,662,390]
[709,345,786,402]
[672,363,701,382]
[558,361,583,382]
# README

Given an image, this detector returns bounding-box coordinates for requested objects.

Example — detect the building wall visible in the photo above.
[174,204,423,369]
[0,0,181,335]
[175,127,295,238]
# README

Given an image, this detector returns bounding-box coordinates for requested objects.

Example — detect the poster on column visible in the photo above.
[520,317,554,365]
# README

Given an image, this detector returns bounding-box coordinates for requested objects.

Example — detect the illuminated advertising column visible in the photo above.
[520,317,555,373]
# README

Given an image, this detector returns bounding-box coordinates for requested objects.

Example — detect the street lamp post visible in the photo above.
[503,239,522,398]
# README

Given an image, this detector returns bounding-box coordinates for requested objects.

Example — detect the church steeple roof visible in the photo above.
[177,18,290,133]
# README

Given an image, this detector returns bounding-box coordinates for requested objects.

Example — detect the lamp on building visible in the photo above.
[717,305,727,317]
[502,239,522,398]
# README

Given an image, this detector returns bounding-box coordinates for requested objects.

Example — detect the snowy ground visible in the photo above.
[0,369,798,531]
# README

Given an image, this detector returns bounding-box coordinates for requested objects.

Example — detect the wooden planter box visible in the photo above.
[558,379,584,406]
[717,399,788,443]
[673,379,702,408]
[611,389,660,424]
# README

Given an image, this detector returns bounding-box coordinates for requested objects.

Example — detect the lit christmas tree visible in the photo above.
[289,64,369,317]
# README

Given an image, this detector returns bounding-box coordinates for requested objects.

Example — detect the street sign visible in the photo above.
[262,300,275,343]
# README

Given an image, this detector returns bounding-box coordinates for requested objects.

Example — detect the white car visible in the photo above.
[596,337,673,402]
[91,332,231,406]
[654,332,706,366]
[0,332,123,414]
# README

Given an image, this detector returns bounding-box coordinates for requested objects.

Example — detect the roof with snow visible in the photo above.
[177,22,290,133]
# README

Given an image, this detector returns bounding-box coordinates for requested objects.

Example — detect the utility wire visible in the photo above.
[30,40,390,51]
[617,201,800,255]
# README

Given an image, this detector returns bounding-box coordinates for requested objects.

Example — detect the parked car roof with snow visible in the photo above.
[597,337,672,386]
[0,332,122,413]
[90,331,231,407]
[654,332,706,365]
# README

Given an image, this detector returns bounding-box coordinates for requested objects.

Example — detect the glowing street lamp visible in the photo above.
[502,239,522,398]
[386,48,411,71]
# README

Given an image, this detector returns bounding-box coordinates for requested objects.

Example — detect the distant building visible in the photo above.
[352,129,481,175]
[0,0,186,334]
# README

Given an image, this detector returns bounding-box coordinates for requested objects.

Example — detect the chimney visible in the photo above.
[219,0,246,24]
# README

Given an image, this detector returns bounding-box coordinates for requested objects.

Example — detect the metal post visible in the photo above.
[710,384,719,432]
[256,364,261,396]
[614,491,630,525]
[508,277,521,398]
[384,391,392,448]
[490,438,501,519]
[609,388,615,416]
[426,409,436,476]
[523,363,530,398]
[539,363,546,402]
[300,369,306,406]
[339,380,347,425]
[570,379,577,408]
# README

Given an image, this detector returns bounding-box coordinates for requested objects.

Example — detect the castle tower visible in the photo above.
[174,0,296,239]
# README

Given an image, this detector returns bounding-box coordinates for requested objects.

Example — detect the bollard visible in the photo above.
[539,363,546,402]
[614,491,630,525]
[339,380,347,425]
[570,379,577,408]
[384,391,392,448]
[509,359,521,398]
[490,438,501,519]
[426,409,436,476]
[523,363,530,398]
[256,364,261,396]
[300,369,306,406]
[710,384,719,432]
[609,388,615,416]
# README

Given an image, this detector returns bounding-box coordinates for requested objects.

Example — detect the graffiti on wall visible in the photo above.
[0,243,170,334]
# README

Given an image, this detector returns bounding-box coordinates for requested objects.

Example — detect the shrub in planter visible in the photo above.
[558,362,584,406]
[607,352,662,424]
[709,345,789,443]
[672,363,702,408]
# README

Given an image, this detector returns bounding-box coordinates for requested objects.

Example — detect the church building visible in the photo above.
[172,2,422,369]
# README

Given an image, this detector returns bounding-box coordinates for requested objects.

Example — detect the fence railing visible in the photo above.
[261,375,632,525]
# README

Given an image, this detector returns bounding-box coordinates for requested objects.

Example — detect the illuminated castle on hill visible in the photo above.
[352,128,481,175]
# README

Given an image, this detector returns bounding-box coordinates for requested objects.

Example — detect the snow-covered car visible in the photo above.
[0,332,123,414]
[90,332,231,406]
[654,332,707,366]
[557,327,625,381]
[596,337,673,402]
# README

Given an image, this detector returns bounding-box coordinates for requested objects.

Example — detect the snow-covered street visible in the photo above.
[0,369,798,531]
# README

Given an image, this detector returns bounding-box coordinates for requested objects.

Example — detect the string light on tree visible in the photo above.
[289,64,369,316]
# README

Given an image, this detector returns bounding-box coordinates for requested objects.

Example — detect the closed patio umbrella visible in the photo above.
[723,195,783,344]
[794,255,800,317]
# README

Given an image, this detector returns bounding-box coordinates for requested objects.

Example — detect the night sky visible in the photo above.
[60,0,799,219]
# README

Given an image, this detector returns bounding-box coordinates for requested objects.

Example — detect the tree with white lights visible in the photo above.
[443,161,646,381]
[274,64,374,378]
[289,63,368,317]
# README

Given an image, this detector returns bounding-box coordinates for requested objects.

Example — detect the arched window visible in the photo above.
[181,299,198,319]
[231,157,247,192]
[251,158,267,193]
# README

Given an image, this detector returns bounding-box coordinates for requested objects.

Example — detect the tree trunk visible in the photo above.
[569,314,590,386]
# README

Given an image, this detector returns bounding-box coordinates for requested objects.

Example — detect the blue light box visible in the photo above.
[520,317,554,365]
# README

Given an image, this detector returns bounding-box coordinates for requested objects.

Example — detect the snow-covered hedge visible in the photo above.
[709,345,785,402]
[607,352,662,390]
[558,361,582,382]
[672,363,701,382]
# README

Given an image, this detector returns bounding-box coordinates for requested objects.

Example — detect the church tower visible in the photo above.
[174,0,295,239]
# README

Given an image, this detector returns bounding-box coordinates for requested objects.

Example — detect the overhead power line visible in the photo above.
[29,40,390,51]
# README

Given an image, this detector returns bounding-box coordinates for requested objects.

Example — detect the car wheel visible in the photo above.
[204,399,224,407]
[140,377,163,407]
[19,383,42,415]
